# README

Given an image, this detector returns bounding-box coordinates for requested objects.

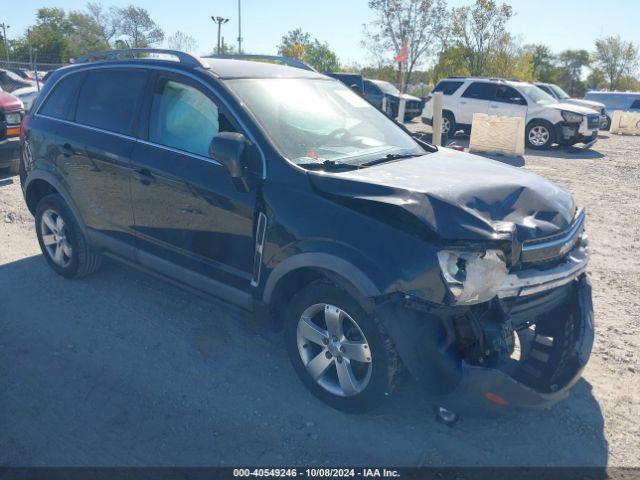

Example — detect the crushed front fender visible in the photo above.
[377,275,594,415]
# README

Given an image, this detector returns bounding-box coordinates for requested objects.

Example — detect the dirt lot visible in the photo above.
[0,129,638,468]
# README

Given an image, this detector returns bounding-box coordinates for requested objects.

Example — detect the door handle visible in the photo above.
[61,143,73,157]
[490,105,499,109]
[134,168,155,185]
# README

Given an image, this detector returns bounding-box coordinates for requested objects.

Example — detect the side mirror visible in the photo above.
[209,132,247,178]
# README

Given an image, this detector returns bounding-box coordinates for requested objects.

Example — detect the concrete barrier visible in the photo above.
[469,113,525,157]
[610,110,640,135]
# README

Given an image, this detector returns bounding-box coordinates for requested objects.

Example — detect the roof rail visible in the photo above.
[205,54,316,72]
[74,49,209,69]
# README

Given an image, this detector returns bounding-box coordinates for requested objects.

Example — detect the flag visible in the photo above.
[395,42,408,63]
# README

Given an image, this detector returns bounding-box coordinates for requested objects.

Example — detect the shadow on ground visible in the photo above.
[0,254,609,467]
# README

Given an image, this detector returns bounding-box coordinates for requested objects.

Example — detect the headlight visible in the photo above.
[561,111,583,123]
[437,250,508,305]
[5,112,21,125]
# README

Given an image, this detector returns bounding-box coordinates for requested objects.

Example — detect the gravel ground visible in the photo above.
[0,129,638,468]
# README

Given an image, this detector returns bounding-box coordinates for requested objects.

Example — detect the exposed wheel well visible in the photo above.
[25,179,59,215]
[269,267,374,329]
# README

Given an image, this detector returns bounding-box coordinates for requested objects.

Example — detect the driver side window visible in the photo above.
[495,85,526,105]
[149,79,236,157]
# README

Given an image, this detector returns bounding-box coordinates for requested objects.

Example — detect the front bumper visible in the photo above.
[0,137,20,168]
[435,275,593,414]
[377,245,594,414]
[555,117,599,146]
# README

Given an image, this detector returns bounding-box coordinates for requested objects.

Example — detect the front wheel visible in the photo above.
[601,115,611,131]
[285,281,399,412]
[526,120,555,150]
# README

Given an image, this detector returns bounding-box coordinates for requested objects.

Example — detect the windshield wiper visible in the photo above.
[299,159,361,171]
[360,152,423,167]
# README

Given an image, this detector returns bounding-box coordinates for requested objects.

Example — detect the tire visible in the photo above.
[285,280,399,413]
[602,115,611,131]
[441,111,456,136]
[526,120,555,150]
[35,194,102,278]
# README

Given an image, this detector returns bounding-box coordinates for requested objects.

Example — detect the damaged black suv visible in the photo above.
[20,50,593,415]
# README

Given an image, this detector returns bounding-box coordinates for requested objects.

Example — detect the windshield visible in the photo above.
[373,80,400,96]
[227,78,424,167]
[549,84,570,99]
[519,85,557,105]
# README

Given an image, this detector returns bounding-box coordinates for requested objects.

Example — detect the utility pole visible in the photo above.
[0,22,10,67]
[237,0,242,53]
[211,16,229,55]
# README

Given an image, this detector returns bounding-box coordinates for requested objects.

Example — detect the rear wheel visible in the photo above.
[285,280,399,412]
[35,194,102,278]
[526,120,555,150]
[441,111,456,136]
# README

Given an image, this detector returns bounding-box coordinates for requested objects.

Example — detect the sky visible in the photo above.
[4,0,640,66]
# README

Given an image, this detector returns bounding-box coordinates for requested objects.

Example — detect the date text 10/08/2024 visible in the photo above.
[233,469,401,477]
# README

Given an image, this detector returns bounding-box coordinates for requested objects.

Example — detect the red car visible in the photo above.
[0,90,23,173]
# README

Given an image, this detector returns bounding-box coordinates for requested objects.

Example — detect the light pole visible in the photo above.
[0,22,10,66]
[211,16,229,55]
[237,0,242,54]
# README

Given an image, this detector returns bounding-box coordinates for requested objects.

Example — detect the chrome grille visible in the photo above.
[521,210,585,265]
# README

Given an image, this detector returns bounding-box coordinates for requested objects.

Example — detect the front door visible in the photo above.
[130,72,259,299]
[489,85,528,118]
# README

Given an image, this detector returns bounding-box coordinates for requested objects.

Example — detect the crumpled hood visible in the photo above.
[0,91,23,111]
[549,102,599,116]
[309,148,576,242]
[563,98,605,112]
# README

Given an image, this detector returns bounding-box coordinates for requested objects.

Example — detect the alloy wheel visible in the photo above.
[441,117,451,134]
[40,209,73,268]
[528,125,550,147]
[296,303,372,397]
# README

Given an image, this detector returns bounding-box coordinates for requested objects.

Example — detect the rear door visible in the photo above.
[55,68,149,255]
[457,82,495,124]
[489,85,528,118]
[130,71,259,300]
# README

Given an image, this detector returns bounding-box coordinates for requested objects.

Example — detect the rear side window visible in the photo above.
[75,69,148,135]
[433,81,464,95]
[39,73,85,119]
[461,82,497,100]
[630,99,640,109]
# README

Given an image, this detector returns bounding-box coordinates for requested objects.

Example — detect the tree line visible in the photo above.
[2,0,638,95]
[0,3,198,66]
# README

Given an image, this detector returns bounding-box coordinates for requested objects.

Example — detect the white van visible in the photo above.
[422,77,600,149]
[584,91,640,130]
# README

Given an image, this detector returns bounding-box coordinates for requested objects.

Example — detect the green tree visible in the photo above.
[450,0,513,76]
[66,11,110,58]
[115,5,164,48]
[431,45,470,83]
[277,28,340,71]
[586,68,607,90]
[364,0,448,89]
[556,49,590,96]
[593,36,639,90]
[524,43,556,82]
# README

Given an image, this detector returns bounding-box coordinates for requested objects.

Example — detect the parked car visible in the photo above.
[363,79,424,121]
[325,72,365,94]
[20,49,593,416]
[8,68,35,81]
[535,82,609,130]
[11,85,40,111]
[584,91,640,131]
[422,77,600,149]
[0,68,36,93]
[0,90,24,173]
